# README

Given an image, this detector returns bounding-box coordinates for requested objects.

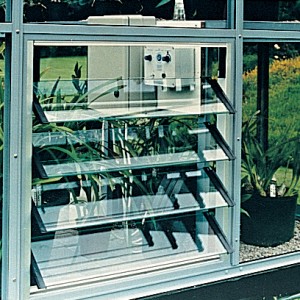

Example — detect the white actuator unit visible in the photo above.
[144,46,196,91]
[87,16,156,109]
[87,16,200,111]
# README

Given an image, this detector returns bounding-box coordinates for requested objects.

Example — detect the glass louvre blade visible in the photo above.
[39,151,225,177]
[34,100,232,123]
[31,213,228,289]
[33,121,232,178]
[31,42,235,290]
[33,129,103,147]
[32,76,233,123]
[41,102,230,123]
[32,168,231,233]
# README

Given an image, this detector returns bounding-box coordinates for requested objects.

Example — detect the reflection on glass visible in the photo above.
[0,2,4,22]
[23,0,229,23]
[244,0,300,22]
[21,0,300,23]
[31,42,234,289]
[32,213,227,288]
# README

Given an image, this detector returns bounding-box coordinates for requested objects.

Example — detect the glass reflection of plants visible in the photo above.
[32,62,122,205]
[24,0,144,22]
[109,116,198,198]
[33,62,198,213]
[35,62,123,112]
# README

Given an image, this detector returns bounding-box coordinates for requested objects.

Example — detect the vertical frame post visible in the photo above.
[2,0,31,299]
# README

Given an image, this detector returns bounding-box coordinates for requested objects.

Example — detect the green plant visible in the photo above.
[243,55,300,145]
[32,62,126,204]
[241,112,300,201]
[109,116,197,196]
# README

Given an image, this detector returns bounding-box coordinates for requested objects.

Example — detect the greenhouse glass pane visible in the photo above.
[30,42,234,289]
[244,0,300,22]
[23,0,229,27]
[241,42,300,262]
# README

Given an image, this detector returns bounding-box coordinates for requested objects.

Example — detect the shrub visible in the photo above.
[243,56,300,144]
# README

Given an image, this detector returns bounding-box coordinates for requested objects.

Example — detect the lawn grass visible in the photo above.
[40,56,87,80]
[0,56,86,80]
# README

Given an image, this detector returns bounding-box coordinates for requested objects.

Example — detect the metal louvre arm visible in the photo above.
[203,166,235,207]
[138,223,154,247]
[31,200,47,233]
[159,221,179,250]
[33,95,49,125]
[203,211,234,254]
[32,148,48,179]
[205,122,235,161]
[204,77,236,114]
[31,252,46,289]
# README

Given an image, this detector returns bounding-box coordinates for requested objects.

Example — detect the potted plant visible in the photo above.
[240,112,300,247]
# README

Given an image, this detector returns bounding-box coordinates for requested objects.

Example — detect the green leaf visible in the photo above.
[32,177,63,186]
[156,0,172,8]
[241,208,250,217]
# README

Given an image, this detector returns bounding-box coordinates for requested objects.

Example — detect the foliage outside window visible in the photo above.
[240,43,300,262]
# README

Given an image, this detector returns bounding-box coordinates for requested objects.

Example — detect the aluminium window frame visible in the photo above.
[1,0,300,299]
[25,33,237,299]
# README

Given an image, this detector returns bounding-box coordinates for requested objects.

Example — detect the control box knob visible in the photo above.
[162,54,171,63]
[144,54,152,61]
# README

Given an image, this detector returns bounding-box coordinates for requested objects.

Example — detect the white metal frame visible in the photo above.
[1,0,300,299]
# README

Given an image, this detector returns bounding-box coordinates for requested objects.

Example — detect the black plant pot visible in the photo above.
[297,204,300,220]
[241,193,298,247]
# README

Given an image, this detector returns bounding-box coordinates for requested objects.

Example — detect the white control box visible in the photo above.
[87,16,201,111]
[144,46,196,90]
[87,16,156,109]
